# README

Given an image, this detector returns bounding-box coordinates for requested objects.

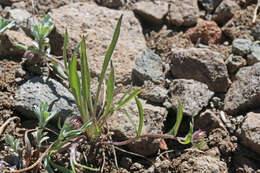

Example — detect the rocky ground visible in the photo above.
[0,0,260,172]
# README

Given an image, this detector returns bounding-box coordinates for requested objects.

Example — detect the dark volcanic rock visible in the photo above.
[132,49,163,85]
[224,63,260,115]
[14,76,78,121]
[168,79,214,117]
[170,48,230,92]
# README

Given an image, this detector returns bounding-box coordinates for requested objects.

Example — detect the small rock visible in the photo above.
[238,112,260,154]
[247,42,260,65]
[199,0,223,13]
[95,0,124,9]
[225,54,246,75]
[224,63,260,115]
[14,76,78,121]
[15,66,26,77]
[8,8,32,28]
[134,1,168,25]
[120,157,132,169]
[196,110,226,133]
[0,30,33,56]
[107,95,167,156]
[185,19,222,44]
[11,2,26,9]
[130,162,143,171]
[166,0,199,27]
[132,49,163,85]
[145,86,167,103]
[210,96,224,110]
[253,23,260,40]
[172,148,228,172]
[232,38,252,56]
[170,48,230,92]
[212,0,240,25]
[169,79,214,117]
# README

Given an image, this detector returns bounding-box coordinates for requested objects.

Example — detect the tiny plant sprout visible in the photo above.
[5,134,20,154]
[34,102,57,149]
[0,18,15,34]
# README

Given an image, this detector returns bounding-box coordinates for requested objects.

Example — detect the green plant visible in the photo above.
[5,134,20,155]
[34,102,57,149]
[61,15,141,142]
[16,14,63,75]
[0,18,15,34]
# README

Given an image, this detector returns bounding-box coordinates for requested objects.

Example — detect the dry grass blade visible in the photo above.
[0,116,20,136]
[253,0,260,23]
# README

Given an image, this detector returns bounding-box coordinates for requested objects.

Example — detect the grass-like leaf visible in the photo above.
[63,29,69,73]
[99,61,115,126]
[0,18,14,34]
[80,36,92,119]
[135,96,143,137]
[94,14,123,115]
[168,100,183,137]
[113,89,141,112]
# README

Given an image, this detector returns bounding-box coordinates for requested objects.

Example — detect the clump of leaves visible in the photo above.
[5,134,20,155]
[16,14,63,75]
[33,102,57,149]
[0,18,15,34]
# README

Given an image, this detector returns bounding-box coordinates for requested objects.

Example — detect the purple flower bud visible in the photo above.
[24,50,35,60]
[192,129,205,141]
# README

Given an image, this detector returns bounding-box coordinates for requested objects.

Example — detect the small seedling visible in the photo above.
[5,134,20,155]
[0,18,15,34]
[33,102,57,149]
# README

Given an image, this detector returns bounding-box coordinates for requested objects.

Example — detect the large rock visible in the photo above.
[8,8,32,29]
[224,63,260,115]
[185,19,222,44]
[107,95,167,156]
[238,112,260,154]
[132,49,163,85]
[170,48,230,92]
[168,79,214,117]
[166,0,199,27]
[212,0,240,25]
[50,3,147,84]
[14,76,78,120]
[0,30,33,56]
[133,1,168,25]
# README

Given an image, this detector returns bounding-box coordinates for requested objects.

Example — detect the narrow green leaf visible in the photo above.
[51,61,67,79]
[103,61,115,117]
[177,121,193,145]
[135,96,143,137]
[15,43,28,51]
[63,29,69,72]
[69,55,84,120]
[117,86,132,106]
[80,36,92,120]
[168,100,183,137]
[113,89,141,112]
[49,158,73,173]
[94,15,123,115]
[74,161,99,172]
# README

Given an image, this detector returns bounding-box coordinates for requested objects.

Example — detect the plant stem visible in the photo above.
[97,133,175,146]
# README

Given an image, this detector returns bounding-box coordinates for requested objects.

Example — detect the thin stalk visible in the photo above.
[97,133,175,146]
